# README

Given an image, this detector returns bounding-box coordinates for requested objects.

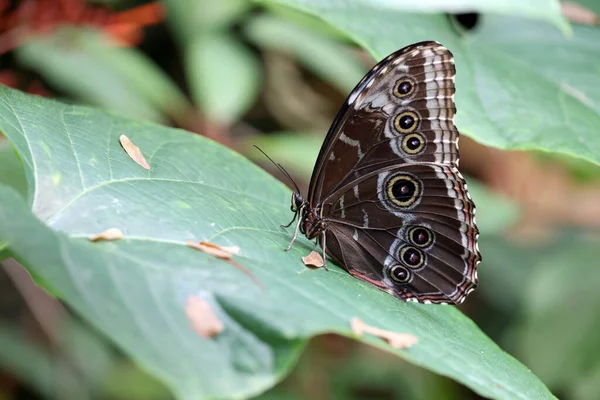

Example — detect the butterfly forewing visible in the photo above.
[308,41,459,205]
[292,41,481,304]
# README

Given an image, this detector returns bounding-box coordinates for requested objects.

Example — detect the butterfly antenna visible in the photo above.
[253,145,301,193]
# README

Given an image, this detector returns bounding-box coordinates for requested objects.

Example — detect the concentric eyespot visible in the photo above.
[408,226,434,248]
[393,110,419,133]
[385,173,422,208]
[393,77,416,98]
[400,246,425,269]
[402,132,425,154]
[389,264,411,283]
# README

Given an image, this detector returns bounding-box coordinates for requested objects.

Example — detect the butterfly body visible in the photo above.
[285,41,481,304]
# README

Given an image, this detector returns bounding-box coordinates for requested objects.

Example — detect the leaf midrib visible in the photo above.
[44,177,288,226]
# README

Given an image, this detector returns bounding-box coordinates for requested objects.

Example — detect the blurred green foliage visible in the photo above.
[1,0,600,399]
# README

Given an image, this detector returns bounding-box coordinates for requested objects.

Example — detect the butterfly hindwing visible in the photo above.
[323,163,479,304]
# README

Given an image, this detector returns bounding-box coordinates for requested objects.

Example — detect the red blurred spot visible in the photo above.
[0,71,18,87]
[0,0,165,53]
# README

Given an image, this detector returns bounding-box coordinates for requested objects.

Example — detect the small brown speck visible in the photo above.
[89,228,124,242]
[351,317,418,349]
[185,296,224,338]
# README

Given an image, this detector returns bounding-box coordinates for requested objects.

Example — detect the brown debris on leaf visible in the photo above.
[302,251,325,268]
[351,317,418,349]
[186,241,263,291]
[187,241,235,259]
[561,2,598,25]
[119,134,150,170]
[89,228,124,242]
[185,296,224,338]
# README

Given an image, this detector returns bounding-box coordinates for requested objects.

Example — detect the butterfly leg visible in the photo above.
[320,231,329,271]
[285,214,303,251]
[281,211,297,228]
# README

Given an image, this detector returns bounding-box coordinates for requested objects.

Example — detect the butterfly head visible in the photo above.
[289,192,323,239]
[290,192,304,213]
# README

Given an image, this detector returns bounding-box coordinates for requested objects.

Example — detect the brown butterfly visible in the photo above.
[283,41,481,304]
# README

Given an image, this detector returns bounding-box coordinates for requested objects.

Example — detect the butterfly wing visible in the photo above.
[323,163,480,304]
[303,41,480,304]
[308,41,458,205]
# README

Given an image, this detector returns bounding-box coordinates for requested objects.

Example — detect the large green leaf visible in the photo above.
[263,0,569,31]
[0,86,553,399]
[260,0,600,166]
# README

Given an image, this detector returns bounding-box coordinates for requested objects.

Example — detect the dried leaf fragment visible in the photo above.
[186,241,263,291]
[119,134,150,170]
[351,317,418,349]
[89,228,124,242]
[561,2,597,25]
[185,296,224,338]
[302,251,325,268]
[199,242,240,257]
[187,241,235,259]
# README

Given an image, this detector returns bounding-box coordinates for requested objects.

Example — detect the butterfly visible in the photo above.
[283,41,481,304]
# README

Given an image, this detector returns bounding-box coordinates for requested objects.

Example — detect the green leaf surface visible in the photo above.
[0,86,554,399]
[0,315,123,399]
[0,323,85,399]
[470,230,600,399]
[16,27,188,122]
[0,140,27,198]
[164,0,251,40]
[465,182,520,235]
[469,230,600,400]
[259,1,600,166]
[263,3,350,41]
[244,15,367,93]
[513,235,600,392]
[571,363,600,400]
[186,33,261,124]
[0,315,169,399]
[264,0,569,32]
[249,132,322,178]
[475,236,544,313]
